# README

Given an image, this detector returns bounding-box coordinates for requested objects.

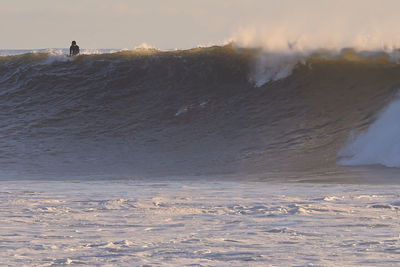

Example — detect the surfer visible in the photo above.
[69,41,80,56]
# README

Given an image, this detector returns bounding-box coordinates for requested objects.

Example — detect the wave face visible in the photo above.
[1,45,400,179]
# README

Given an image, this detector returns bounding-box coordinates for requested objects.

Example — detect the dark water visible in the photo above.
[1,45,400,181]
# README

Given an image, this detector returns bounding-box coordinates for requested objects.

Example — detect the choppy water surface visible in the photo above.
[1,180,399,266]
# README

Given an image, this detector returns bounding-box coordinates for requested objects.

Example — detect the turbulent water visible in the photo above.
[2,180,400,266]
[3,45,400,266]
[1,45,400,181]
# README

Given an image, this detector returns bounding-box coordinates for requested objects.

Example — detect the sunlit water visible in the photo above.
[1,180,399,266]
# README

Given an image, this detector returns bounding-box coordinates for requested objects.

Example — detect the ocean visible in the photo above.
[1,45,400,266]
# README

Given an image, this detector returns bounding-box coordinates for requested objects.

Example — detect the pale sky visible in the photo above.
[1,0,400,50]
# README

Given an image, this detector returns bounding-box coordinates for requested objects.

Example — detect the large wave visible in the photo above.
[1,44,400,179]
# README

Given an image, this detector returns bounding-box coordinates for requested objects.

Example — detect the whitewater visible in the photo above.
[2,180,400,266]
[1,44,400,266]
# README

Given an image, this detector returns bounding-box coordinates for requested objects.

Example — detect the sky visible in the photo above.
[1,0,400,50]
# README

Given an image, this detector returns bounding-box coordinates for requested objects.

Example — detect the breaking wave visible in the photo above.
[339,95,400,167]
[1,44,400,179]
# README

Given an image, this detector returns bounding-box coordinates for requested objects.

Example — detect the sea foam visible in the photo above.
[339,95,400,167]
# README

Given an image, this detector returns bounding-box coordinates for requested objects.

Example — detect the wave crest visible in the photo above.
[1,44,400,178]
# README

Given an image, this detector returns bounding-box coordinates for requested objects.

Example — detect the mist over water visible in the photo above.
[231,0,400,52]
[228,0,400,88]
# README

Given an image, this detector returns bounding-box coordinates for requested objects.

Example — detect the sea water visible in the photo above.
[2,46,400,266]
[1,180,399,266]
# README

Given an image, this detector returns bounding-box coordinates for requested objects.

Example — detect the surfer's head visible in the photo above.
[72,41,76,45]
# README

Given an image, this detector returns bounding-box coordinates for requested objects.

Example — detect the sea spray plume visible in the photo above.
[134,43,157,51]
[248,50,305,87]
[339,94,400,167]
[232,26,400,86]
[230,1,400,86]
[232,26,400,53]
[232,27,309,86]
[230,0,400,52]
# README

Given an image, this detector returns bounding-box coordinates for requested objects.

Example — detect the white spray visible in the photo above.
[229,0,400,86]
[339,95,400,167]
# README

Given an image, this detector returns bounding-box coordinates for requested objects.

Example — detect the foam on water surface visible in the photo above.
[1,180,399,266]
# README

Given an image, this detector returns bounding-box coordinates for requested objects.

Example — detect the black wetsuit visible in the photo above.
[70,44,80,56]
